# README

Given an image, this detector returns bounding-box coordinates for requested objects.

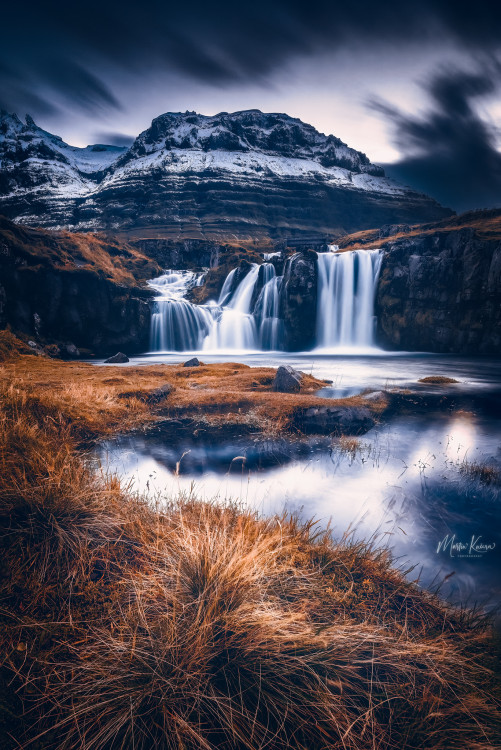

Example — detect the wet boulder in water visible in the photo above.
[272,365,302,393]
[183,357,201,367]
[104,352,129,364]
[295,405,375,435]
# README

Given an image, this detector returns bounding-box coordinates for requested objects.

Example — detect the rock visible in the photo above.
[44,343,62,358]
[183,357,201,367]
[27,340,38,349]
[279,251,318,351]
[272,365,302,393]
[375,220,501,354]
[63,342,80,358]
[146,384,172,404]
[104,352,129,364]
[295,406,375,435]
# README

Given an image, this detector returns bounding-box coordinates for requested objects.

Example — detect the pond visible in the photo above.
[98,353,501,615]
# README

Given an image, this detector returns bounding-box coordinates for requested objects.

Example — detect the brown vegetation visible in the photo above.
[0,338,381,442]
[0,215,161,287]
[1,379,500,749]
[459,459,500,485]
[418,375,459,384]
[337,208,501,251]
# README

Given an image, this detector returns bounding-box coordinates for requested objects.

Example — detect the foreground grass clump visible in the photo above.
[1,388,500,749]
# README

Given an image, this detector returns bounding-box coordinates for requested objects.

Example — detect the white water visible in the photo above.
[149,249,382,353]
[315,248,382,350]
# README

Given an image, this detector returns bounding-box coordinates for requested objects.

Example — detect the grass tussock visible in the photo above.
[459,459,500,485]
[0,331,39,362]
[1,387,500,749]
[418,375,459,384]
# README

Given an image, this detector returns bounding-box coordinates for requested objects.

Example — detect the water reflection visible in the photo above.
[100,410,501,614]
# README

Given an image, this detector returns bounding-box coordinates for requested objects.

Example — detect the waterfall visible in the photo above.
[149,271,213,352]
[315,248,382,349]
[254,264,284,350]
[149,263,285,353]
[149,250,383,354]
[203,264,260,351]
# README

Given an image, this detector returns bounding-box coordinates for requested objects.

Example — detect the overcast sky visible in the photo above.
[1,0,500,211]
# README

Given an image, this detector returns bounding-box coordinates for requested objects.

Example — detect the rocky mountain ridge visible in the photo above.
[0,109,451,240]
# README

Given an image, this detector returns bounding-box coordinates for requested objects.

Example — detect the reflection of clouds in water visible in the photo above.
[100,410,501,611]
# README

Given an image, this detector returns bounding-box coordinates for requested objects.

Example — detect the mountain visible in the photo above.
[0,109,452,240]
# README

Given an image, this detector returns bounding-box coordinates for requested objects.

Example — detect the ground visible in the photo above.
[1,334,500,749]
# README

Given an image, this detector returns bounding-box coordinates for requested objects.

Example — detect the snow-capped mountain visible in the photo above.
[0,109,451,238]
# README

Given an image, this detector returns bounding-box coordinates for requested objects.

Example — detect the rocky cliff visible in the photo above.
[342,210,501,354]
[0,217,158,355]
[0,109,451,241]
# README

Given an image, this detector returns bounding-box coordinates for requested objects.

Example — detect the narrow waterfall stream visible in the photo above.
[316,248,382,349]
[149,248,382,353]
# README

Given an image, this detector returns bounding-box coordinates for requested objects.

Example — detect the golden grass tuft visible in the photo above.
[418,375,459,384]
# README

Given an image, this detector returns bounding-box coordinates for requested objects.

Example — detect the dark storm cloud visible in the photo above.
[1,0,500,117]
[372,61,501,211]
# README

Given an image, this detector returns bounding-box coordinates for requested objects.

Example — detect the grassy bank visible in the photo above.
[1,341,500,748]
[0,338,385,442]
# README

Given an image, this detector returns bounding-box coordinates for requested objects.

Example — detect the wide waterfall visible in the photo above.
[149,248,382,353]
[315,248,382,350]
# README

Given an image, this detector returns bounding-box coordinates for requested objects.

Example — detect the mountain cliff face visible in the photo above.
[0,110,451,240]
[0,217,157,355]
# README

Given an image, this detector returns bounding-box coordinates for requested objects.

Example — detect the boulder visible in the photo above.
[272,365,302,393]
[146,383,172,404]
[62,342,80,358]
[295,405,375,435]
[183,357,201,367]
[104,352,129,364]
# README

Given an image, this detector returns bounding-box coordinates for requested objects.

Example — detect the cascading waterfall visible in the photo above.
[149,271,213,352]
[149,263,284,352]
[203,264,260,351]
[254,264,284,350]
[315,248,382,349]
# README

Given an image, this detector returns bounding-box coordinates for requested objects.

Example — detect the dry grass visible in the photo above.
[418,376,459,384]
[0,349,376,442]
[0,384,500,749]
[0,216,161,287]
[0,331,39,362]
[459,460,500,485]
[336,208,501,251]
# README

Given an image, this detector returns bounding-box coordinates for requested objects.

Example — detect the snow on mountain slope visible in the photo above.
[0,109,452,238]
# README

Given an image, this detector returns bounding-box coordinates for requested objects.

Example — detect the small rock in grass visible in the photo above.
[272,365,302,393]
[104,352,129,364]
[183,357,201,367]
[146,384,172,404]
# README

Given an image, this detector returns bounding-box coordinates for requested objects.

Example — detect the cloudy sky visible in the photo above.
[1,0,500,211]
